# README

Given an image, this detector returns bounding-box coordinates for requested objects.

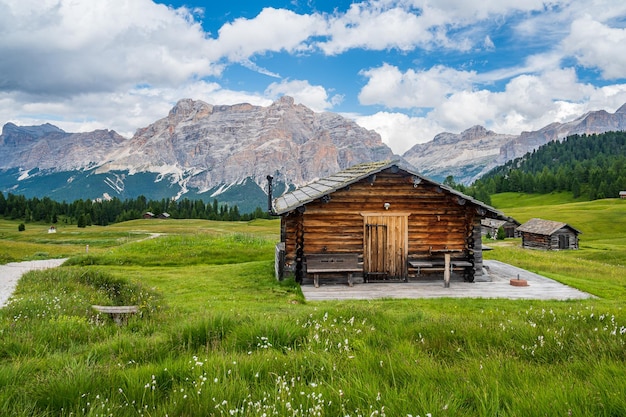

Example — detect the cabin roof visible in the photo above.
[481,217,521,227]
[517,218,582,236]
[272,159,508,220]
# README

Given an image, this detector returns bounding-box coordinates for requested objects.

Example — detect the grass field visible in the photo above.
[1,197,625,416]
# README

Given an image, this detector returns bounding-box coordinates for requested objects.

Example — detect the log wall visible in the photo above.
[279,170,480,280]
[521,228,579,250]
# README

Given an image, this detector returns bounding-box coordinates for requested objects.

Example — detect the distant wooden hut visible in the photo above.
[517,218,581,250]
[270,160,510,285]
[142,212,155,219]
[481,218,520,238]
[620,191,626,199]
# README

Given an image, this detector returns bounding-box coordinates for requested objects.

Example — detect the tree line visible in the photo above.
[452,131,626,202]
[0,193,272,227]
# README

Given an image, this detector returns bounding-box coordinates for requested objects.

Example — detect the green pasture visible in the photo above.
[1,196,625,416]
[488,193,626,297]
[0,218,279,264]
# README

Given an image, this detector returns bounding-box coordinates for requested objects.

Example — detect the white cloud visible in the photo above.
[264,80,334,112]
[0,0,220,95]
[428,68,601,132]
[483,35,495,50]
[214,7,326,61]
[359,63,476,108]
[563,16,626,79]
[318,0,560,54]
[355,111,444,154]
[320,5,433,54]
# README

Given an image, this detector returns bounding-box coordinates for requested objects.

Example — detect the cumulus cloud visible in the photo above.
[264,79,335,111]
[428,68,605,132]
[320,5,433,54]
[355,111,444,154]
[0,0,220,95]
[359,63,476,108]
[563,17,626,79]
[214,7,326,61]
[318,0,559,54]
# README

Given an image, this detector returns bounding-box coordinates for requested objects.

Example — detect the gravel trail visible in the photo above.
[0,259,67,307]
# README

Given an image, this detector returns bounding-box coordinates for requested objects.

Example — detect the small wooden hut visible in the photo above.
[517,218,581,250]
[481,218,520,238]
[271,160,510,285]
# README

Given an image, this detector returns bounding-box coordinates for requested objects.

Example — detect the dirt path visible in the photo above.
[0,259,67,307]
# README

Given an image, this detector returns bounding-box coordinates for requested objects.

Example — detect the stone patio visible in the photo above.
[300,260,594,301]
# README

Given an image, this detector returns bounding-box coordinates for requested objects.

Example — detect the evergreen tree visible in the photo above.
[77,214,87,228]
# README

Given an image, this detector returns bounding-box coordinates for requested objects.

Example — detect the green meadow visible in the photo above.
[1,197,625,416]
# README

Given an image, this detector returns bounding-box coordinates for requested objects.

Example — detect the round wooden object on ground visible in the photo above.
[510,279,528,287]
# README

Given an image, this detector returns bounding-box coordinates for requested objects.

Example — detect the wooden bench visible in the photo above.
[92,305,139,324]
[306,254,362,287]
[408,260,438,274]
[408,257,475,283]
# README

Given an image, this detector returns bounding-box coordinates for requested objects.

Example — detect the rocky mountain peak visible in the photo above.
[168,99,214,123]
[2,121,65,138]
[273,95,295,107]
[461,125,495,140]
[98,96,396,194]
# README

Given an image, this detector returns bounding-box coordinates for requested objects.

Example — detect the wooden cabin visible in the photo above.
[517,218,581,250]
[271,160,510,285]
[481,218,520,239]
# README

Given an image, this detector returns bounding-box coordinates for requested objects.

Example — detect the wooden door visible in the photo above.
[363,214,408,280]
[558,234,569,249]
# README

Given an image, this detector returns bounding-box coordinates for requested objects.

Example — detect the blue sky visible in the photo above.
[1,0,626,154]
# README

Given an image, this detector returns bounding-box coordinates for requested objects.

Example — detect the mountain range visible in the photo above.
[1,97,625,212]
[403,103,626,184]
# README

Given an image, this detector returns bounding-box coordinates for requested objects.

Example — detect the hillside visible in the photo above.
[467,131,626,201]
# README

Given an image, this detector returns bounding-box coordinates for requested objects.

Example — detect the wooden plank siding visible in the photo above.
[518,218,580,251]
[520,229,579,250]
[279,170,480,281]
